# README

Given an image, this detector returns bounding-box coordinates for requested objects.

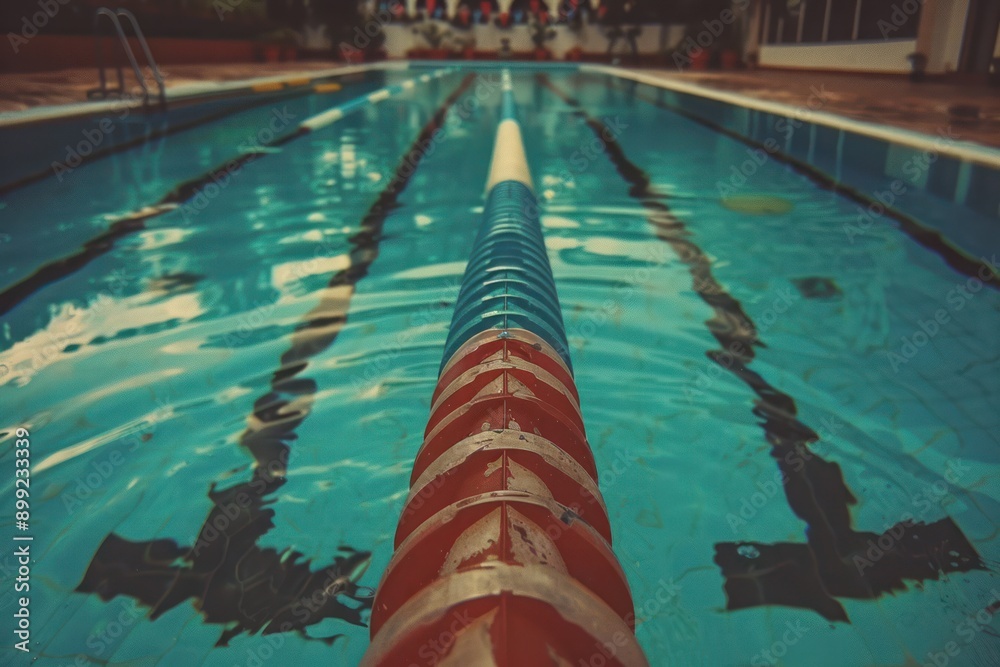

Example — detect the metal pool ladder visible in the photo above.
[88,7,166,107]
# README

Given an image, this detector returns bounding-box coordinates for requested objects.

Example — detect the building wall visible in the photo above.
[381,21,681,58]
[754,0,974,74]
[923,0,971,72]
[759,39,917,72]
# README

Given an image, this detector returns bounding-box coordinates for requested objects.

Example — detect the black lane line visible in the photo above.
[602,74,999,290]
[75,74,476,647]
[0,79,420,318]
[539,73,985,622]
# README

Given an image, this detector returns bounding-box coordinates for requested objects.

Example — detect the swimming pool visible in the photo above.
[1,63,998,666]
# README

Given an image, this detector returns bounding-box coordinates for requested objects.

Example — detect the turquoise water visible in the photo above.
[1,67,998,666]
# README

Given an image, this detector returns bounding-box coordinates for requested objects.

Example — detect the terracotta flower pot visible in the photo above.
[262,45,281,63]
[690,49,710,70]
[720,49,740,70]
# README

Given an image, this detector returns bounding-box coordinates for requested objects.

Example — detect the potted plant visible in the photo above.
[718,18,742,70]
[529,16,556,61]
[457,35,477,60]
[256,28,300,63]
[411,21,453,59]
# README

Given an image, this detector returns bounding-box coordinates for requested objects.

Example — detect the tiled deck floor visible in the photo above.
[649,69,1000,150]
[0,62,344,112]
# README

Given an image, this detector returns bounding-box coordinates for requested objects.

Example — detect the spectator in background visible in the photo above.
[455,0,473,27]
[510,0,529,24]
[478,0,497,23]
[557,0,588,25]
[528,0,551,24]
[604,0,640,61]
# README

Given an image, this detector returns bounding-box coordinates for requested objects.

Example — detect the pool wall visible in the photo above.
[590,66,1000,260]
[0,63,406,193]
[9,60,997,267]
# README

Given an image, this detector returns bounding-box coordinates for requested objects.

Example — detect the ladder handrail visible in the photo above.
[93,8,148,102]
[91,7,165,107]
[115,8,166,106]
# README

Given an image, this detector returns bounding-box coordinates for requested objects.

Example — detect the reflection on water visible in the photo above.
[71,74,474,649]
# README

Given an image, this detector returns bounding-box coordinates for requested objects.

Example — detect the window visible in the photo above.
[781,1,804,43]
[800,0,828,43]
[760,0,921,45]
[825,0,859,42]
[857,0,921,39]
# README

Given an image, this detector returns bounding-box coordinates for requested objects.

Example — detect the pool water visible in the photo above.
[1,66,998,666]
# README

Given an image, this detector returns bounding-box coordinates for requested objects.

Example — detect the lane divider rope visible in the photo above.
[362,69,648,667]
[300,68,452,133]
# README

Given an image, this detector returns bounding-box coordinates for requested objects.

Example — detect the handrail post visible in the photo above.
[89,6,165,108]
[116,8,166,106]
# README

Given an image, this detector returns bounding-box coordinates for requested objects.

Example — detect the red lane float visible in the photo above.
[362,330,648,666]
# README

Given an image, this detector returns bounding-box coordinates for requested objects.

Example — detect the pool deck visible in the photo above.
[642,69,1000,151]
[0,62,344,112]
[1,62,998,149]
